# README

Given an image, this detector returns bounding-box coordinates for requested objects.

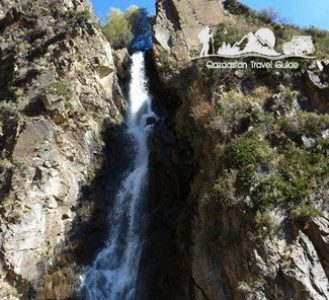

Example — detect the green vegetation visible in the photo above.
[102,8,133,49]
[169,0,329,249]
[65,10,91,25]
[305,27,329,59]
[51,80,70,108]
[279,112,329,139]
[213,109,328,219]
[178,75,329,240]
[217,0,329,59]
[224,136,271,169]
[291,204,323,219]
[211,169,240,207]
[252,145,327,212]
[238,280,266,299]
[0,102,20,135]
[102,6,151,49]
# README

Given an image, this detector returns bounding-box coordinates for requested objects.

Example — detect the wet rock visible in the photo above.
[146,117,157,126]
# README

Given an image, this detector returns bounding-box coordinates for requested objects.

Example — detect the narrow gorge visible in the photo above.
[80,52,157,300]
[1,0,329,300]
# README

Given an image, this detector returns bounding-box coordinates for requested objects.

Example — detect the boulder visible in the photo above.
[305,70,329,112]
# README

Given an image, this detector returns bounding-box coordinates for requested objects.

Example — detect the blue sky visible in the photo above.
[243,0,329,30]
[90,0,329,30]
[90,0,155,21]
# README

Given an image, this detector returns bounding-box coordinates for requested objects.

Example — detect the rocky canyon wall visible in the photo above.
[151,0,329,299]
[0,0,125,298]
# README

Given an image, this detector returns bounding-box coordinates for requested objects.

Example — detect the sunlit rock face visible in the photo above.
[0,0,124,297]
[153,0,231,61]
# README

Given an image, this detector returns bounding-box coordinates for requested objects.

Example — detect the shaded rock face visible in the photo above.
[151,1,329,300]
[305,61,329,113]
[0,0,124,298]
[136,121,194,300]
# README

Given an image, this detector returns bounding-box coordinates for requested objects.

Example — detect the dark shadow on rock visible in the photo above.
[23,96,46,116]
[13,69,41,87]
[0,47,16,101]
[0,8,22,35]
[135,51,195,300]
[69,121,133,265]
[135,121,195,300]
[43,120,135,300]
[27,31,67,61]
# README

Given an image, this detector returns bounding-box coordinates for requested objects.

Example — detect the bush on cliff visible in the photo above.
[176,74,329,240]
[258,7,280,23]
[102,8,133,49]
[102,6,152,50]
[219,0,329,59]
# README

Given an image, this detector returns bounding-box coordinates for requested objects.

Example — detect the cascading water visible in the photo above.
[80,52,157,300]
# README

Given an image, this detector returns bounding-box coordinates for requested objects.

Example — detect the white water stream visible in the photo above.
[80,52,157,300]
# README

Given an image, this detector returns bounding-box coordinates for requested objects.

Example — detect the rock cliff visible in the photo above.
[1,0,329,299]
[0,0,124,298]
[151,0,329,299]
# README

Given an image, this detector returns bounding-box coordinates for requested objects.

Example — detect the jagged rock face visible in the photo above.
[0,0,124,297]
[153,0,231,88]
[151,1,329,300]
[305,61,329,113]
[154,0,230,59]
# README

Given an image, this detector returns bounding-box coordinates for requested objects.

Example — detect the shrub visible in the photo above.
[102,6,152,50]
[223,0,255,17]
[224,136,272,169]
[305,26,329,59]
[259,7,280,23]
[65,10,91,25]
[51,81,70,108]
[212,169,240,207]
[291,204,323,219]
[265,85,297,116]
[0,266,19,299]
[251,145,327,212]
[214,20,259,52]
[238,280,267,299]
[102,8,133,49]
[279,112,329,139]
[209,88,269,141]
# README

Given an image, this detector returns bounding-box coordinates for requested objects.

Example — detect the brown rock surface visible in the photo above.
[305,61,329,112]
[0,0,124,297]
[151,1,329,300]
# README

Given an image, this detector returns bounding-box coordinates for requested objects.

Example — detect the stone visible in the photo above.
[153,0,231,62]
[283,36,315,56]
[305,68,329,112]
[150,1,329,300]
[0,0,125,296]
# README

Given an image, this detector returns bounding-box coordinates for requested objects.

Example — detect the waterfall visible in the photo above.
[80,52,157,300]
